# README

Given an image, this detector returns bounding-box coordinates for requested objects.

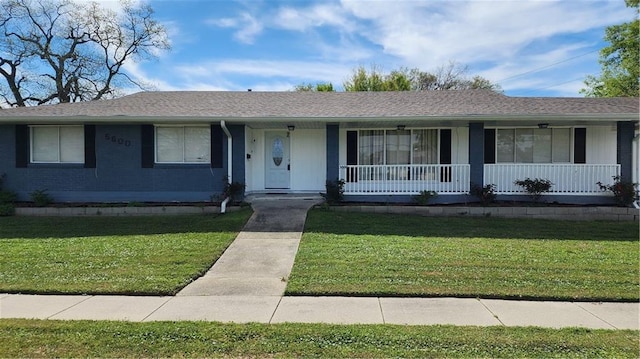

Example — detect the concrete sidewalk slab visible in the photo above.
[207,237,301,278]
[380,297,501,326]
[0,294,90,319]
[575,302,640,329]
[50,296,171,321]
[272,296,383,324]
[481,299,615,329]
[144,296,280,323]
[177,277,287,296]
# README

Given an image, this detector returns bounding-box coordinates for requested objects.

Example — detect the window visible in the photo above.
[31,126,84,163]
[358,129,438,165]
[155,126,210,163]
[496,128,571,163]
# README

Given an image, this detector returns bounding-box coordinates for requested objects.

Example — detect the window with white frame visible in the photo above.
[496,128,571,163]
[155,125,210,163]
[358,129,439,165]
[31,125,84,163]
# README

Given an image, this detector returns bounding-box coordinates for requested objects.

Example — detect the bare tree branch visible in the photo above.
[0,0,169,107]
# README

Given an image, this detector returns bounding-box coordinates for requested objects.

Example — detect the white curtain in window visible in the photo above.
[60,126,84,163]
[184,127,210,162]
[532,128,551,163]
[497,129,515,163]
[515,129,534,163]
[359,130,384,165]
[32,127,59,162]
[552,128,571,163]
[156,127,183,162]
[412,129,438,164]
[386,130,411,165]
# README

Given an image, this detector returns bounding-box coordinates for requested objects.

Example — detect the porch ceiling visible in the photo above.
[241,115,631,130]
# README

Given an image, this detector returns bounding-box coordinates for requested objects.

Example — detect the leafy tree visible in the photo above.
[0,0,170,107]
[343,65,411,91]
[343,62,501,92]
[294,82,335,92]
[581,0,639,97]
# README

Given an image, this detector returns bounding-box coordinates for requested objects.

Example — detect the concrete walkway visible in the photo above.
[178,196,320,296]
[1,195,638,329]
[1,293,637,329]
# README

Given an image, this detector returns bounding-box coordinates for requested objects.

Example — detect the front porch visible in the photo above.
[339,164,620,197]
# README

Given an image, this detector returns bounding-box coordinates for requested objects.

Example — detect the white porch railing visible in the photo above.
[484,164,621,194]
[339,164,470,194]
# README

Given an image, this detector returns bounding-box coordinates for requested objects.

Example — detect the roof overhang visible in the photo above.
[1,113,637,128]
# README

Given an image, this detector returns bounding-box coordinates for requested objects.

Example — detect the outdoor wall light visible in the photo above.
[397,125,406,130]
[287,125,295,131]
[538,123,549,129]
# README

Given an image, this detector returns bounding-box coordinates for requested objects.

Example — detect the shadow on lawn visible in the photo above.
[304,209,639,242]
[0,209,252,239]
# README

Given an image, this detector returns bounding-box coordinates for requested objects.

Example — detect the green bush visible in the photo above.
[0,203,15,216]
[469,183,496,206]
[222,176,245,203]
[597,175,638,207]
[30,189,53,207]
[0,190,17,204]
[323,179,345,205]
[413,190,437,205]
[514,178,553,203]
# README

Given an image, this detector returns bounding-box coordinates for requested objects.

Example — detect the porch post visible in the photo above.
[326,124,340,182]
[468,122,484,188]
[617,121,635,182]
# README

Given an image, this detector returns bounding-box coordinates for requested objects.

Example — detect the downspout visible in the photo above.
[220,120,232,214]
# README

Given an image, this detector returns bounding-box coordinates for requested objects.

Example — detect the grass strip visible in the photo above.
[287,209,639,301]
[1,319,637,358]
[0,209,252,295]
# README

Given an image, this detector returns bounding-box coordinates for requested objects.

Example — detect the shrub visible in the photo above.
[30,189,53,207]
[597,175,638,207]
[470,183,496,206]
[413,190,437,206]
[514,178,553,203]
[323,179,345,205]
[0,203,15,216]
[221,176,245,203]
[0,173,17,216]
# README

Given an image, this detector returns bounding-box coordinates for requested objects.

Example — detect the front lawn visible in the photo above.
[1,319,637,358]
[287,210,639,301]
[0,209,252,295]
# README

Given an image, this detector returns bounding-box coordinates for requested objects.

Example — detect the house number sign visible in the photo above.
[104,133,131,147]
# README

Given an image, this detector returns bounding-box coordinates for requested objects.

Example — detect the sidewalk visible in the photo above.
[1,195,638,329]
[1,293,637,329]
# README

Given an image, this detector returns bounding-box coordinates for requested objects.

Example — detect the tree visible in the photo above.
[342,62,501,92]
[293,82,335,92]
[343,65,411,91]
[0,0,169,107]
[581,0,639,97]
[408,62,502,92]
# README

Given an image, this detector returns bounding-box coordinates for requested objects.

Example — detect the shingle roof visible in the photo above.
[0,90,637,121]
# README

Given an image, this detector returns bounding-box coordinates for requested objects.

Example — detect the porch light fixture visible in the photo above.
[537,123,549,129]
[287,125,295,131]
[397,125,406,130]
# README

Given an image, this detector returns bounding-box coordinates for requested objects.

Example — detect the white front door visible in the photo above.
[265,131,290,189]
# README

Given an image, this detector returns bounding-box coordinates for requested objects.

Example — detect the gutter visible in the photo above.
[220,120,233,214]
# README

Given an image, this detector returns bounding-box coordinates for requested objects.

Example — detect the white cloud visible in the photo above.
[339,0,631,67]
[208,12,263,44]
[275,4,354,32]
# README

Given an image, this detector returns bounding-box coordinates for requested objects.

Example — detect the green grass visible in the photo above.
[287,209,639,301]
[0,210,252,295]
[1,319,637,358]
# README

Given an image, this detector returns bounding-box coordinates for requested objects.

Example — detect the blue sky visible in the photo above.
[107,0,635,97]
